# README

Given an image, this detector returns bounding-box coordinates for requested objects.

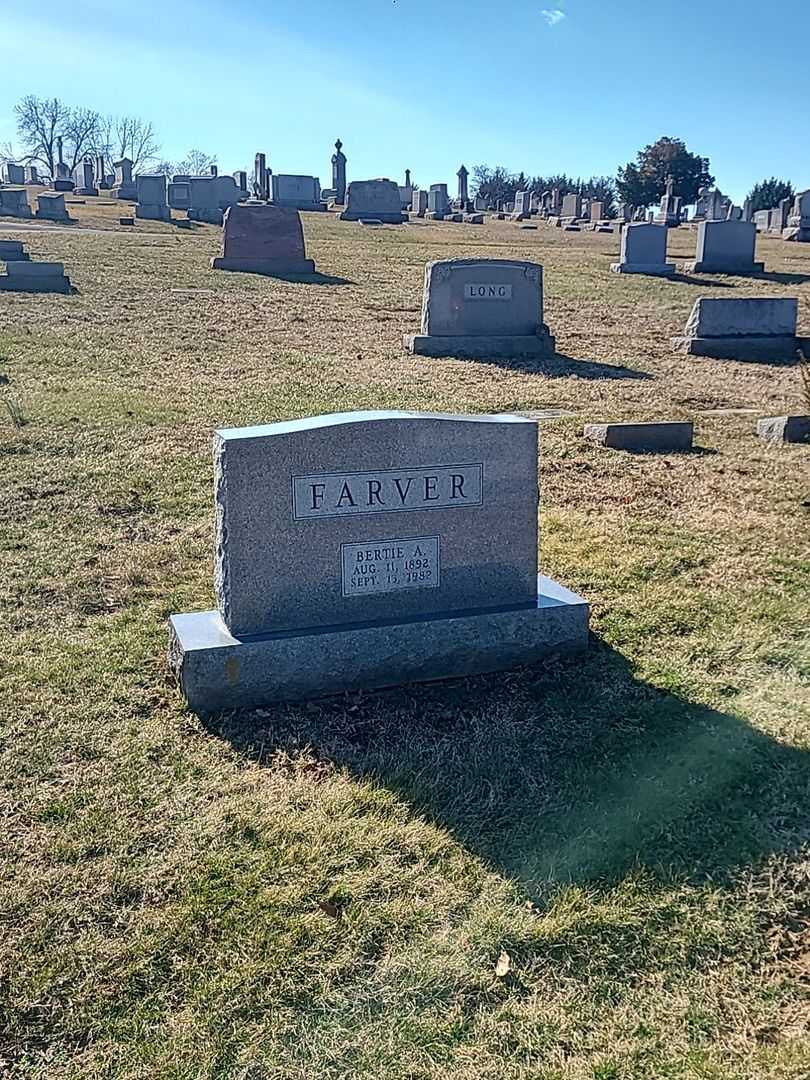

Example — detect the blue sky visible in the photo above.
[4,0,809,203]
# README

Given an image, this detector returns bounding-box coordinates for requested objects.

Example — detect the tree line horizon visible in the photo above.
[1,95,796,217]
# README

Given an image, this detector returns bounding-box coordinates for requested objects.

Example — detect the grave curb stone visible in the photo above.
[756,415,810,443]
[583,421,694,452]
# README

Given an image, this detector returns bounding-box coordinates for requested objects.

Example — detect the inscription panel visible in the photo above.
[341,536,440,597]
[463,283,513,301]
[292,463,483,520]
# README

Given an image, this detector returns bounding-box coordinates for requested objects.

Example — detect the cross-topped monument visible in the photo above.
[331,138,347,205]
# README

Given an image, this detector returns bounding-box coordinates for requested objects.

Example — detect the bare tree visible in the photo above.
[63,106,101,171]
[175,149,217,175]
[96,114,160,170]
[14,95,71,176]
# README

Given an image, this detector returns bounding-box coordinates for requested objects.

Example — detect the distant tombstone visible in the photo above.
[512,191,532,220]
[610,223,675,276]
[757,415,810,444]
[404,258,556,359]
[683,219,764,274]
[95,155,110,189]
[474,196,487,211]
[0,240,29,261]
[234,171,248,193]
[253,152,270,200]
[53,136,74,191]
[589,200,604,222]
[339,179,406,223]
[112,158,136,200]
[212,203,315,275]
[270,174,323,211]
[187,177,223,224]
[209,164,218,177]
[783,190,810,241]
[135,174,171,221]
[561,193,581,218]
[3,163,25,185]
[615,202,631,222]
[412,189,428,216]
[331,139,347,204]
[168,181,192,210]
[24,165,39,184]
[35,191,71,222]
[427,183,449,217]
[74,158,98,196]
[214,175,241,210]
[0,187,32,219]
[656,176,680,226]
[671,297,803,361]
[168,409,588,710]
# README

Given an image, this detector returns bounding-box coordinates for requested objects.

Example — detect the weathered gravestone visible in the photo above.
[561,193,581,219]
[756,415,810,443]
[211,203,315,275]
[584,421,694,452]
[0,188,32,219]
[404,259,556,359]
[671,297,805,361]
[783,190,810,242]
[74,158,98,196]
[271,174,323,211]
[187,177,223,224]
[35,192,72,222]
[589,200,604,223]
[610,222,675,276]
[0,240,29,262]
[112,158,136,200]
[412,189,428,216]
[683,219,764,274]
[168,180,192,210]
[0,260,71,293]
[512,191,532,220]
[339,179,406,223]
[427,184,450,219]
[168,410,589,709]
[135,174,171,221]
[24,165,39,184]
[2,163,25,185]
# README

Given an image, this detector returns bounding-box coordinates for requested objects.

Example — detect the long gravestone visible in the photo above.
[169,411,588,710]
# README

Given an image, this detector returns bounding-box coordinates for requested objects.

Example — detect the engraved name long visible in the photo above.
[292,463,483,520]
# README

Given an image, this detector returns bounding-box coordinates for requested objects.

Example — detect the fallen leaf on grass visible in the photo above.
[318,900,343,919]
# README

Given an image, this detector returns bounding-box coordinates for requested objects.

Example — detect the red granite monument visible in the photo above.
[211,203,315,276]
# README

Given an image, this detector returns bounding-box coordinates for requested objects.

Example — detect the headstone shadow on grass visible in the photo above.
[485,351,652,380]
[208,637,810,896]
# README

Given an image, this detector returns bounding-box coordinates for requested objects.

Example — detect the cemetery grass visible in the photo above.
[2,199,810,1080]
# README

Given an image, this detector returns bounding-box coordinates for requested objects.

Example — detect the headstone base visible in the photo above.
[35,209,72,223]
[670,334,806,362]
[339,210,406,223]
[52,180,74,192]
[782,227,810,243]
[211,256,316,275]
[610,262,676,276]
[404,329,556,359]
[682,260,764,274]
[135,204,172,221]
[74,186,99,197]
[169,575,589,712]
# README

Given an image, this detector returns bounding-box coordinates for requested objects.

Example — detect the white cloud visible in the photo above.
[541,8,566,26]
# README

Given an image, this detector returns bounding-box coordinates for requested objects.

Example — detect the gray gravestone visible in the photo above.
[584,422,693,452]
[211,203,315,275]
[187,177,223,224]
[3,163,25,184]
[340,179,406,223]
[112,158,136,199]
[135,174,171,221]
[610,223,675,276]
[412,189,428,216]
[683,219,764,274]
[404,258,555,358]
[169,410,588,709]
[0,240,29,261]
[253,153,269,200]
[271,174,322,211]
[0,188,32,219]
[561,193,581,218]
[672,297,804,361]
[0,260,71,293]
[427,184,449,217]
[35,192,71,222]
